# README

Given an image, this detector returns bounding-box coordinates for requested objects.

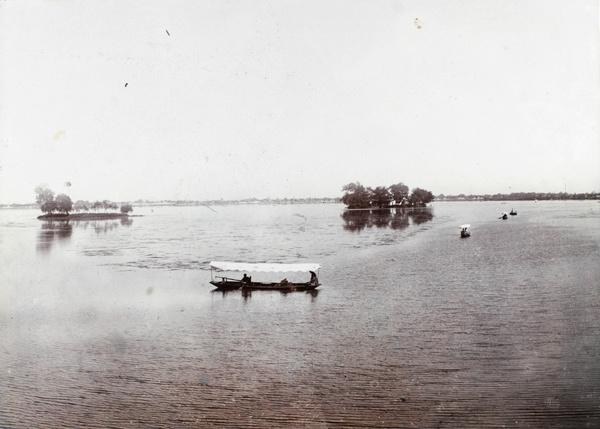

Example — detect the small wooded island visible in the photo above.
[35,185,133,220]
[341,182,434,209]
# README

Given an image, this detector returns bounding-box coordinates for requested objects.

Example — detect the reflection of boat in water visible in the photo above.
[500,212,508,220]
[460,224,471,238]
[510,209,517,215]
[209,261,321,291]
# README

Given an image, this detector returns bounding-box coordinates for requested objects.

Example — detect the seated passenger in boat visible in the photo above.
[241,274,251,285]
[310,271,318,285]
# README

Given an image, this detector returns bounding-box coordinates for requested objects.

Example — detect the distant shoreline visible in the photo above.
[37,213,133,220]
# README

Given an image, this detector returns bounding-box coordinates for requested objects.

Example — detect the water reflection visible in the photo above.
[242,288,320,302]
[410,208,434,225]
[211,288,238,297]
[75,218,134,234]
[37,221,73,252]
[211,288,320,302]
[341,207,433,231]
[37,218,133,253]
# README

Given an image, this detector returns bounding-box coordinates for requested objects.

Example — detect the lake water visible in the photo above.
[1,201,599,428]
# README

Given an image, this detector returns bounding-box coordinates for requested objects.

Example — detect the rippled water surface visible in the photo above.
[1,201,599,428]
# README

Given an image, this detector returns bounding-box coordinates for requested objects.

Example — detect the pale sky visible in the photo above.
[1,0,599,204]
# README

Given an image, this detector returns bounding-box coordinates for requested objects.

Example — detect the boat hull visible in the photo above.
[210,280,320,291]
[243,282,320,291]
[210,280,242,289]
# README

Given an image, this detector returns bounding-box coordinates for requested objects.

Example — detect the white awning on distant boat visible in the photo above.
[460,224,470,229]
[210,261,321,273]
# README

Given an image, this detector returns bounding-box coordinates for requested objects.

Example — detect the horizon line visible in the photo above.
[4,190,600,207]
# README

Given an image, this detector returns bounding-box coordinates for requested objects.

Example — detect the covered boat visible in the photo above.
[209,261,321,291]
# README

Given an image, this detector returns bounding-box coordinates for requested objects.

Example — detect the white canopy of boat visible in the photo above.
[210,261,321,273]
[460,224,470,229]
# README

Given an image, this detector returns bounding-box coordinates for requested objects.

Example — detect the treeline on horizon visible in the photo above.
[5,196,341,209]
[437,191,600,201]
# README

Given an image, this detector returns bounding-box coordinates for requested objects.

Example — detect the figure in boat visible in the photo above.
[460,224,470,238]
[310,270,319,285]
[510,209,517,215]
[499,212,508,220]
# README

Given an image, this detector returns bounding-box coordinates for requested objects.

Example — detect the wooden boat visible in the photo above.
[510,209,517,215]
[500,212,508,220]
[460,224,471,237]
[209,261,321,291]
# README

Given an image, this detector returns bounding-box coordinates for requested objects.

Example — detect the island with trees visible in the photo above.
[341,182,434,209]
[35,185,134,220]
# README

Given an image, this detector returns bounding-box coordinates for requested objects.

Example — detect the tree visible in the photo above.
[120,203,133,214]
[370,186,392,208]
[35,185,56,214]
[55,194,73,214]
[101,200,118,212]
[341,182,371,208]
[389,183,409,205]
[408,188,434,206]
[42,200,58,214]
[74,200,89,212]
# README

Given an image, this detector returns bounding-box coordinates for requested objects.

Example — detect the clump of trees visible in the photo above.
[120,203,133,214]
[341,182,434,209]
[35,185,133,215]
[35,185,73,214]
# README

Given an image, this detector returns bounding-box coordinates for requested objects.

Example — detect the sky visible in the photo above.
[1,0,599,204]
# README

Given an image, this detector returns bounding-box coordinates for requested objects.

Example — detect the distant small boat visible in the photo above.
[500,212,508,220]
[209,261,321,291]
[510,209,517,215]
[460,224,471,237]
